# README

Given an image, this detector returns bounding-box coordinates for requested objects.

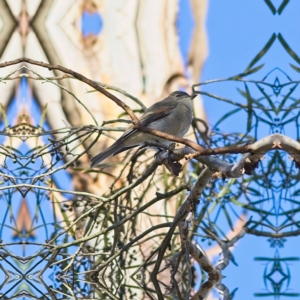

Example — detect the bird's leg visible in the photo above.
[159,153,182,176]
[153,143,182,176]
[167,142,176,152]
[152,142,175,158]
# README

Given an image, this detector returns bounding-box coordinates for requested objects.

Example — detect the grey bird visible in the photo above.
[90,91,196,167]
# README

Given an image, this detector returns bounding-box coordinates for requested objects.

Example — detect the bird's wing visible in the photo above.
[140,101,179,125]
[118,101,179,141]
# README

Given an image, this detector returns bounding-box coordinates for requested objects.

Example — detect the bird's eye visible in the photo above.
[176,93,181,98]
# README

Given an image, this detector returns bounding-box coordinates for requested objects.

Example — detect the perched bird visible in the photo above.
[90,91,196,167]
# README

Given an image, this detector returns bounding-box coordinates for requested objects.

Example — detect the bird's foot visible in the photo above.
[155,148,182,176]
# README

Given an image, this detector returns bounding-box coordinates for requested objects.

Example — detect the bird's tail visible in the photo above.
[90,143,121,168]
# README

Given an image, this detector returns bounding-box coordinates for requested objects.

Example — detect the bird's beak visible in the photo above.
[190,94,197,100]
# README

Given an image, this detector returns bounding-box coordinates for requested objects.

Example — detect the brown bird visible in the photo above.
[90,91,196,167]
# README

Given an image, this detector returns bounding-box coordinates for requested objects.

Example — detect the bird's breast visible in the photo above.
[149,103,192,138]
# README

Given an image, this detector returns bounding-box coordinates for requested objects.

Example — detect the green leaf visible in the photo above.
[277,83,298,113]
[278,33,300,64]
[0,104,11,148]
[237,88,273,121]
[0,103,9,129]
[281,115,299,126]
[278,0,290,15]
[39,103,48,130]
[255,84,277,113]
[37,104,48,146]
[246,187,262,196]
[244,83,253,132]
[217,178,236,199]
[290,63,300,72]
[281,97,300,124]
[245,33,276,71]
[292,189,300,196]
[230,198,273,214]
[221,203,234,231]
[264,0,277,14]
[196,202,210,224]
[229,64,264,80]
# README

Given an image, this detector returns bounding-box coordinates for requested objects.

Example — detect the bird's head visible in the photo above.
[170,91,197,100]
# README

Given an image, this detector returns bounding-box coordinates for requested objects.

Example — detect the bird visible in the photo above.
[90,91,196,167]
